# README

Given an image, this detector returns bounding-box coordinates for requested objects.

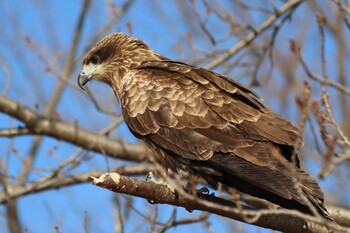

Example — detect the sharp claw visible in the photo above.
[196,187,210,195]
[184,183,214,196]
[147,199,156,204]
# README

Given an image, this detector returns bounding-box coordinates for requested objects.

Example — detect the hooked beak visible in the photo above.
[77,73,91,90]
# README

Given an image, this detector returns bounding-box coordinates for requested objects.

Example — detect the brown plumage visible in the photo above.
[78,33,332,220]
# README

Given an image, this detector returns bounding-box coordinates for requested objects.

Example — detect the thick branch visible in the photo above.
[92,172,350,233]
[0,95,146,161]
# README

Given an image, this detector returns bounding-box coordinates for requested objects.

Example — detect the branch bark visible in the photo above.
[91,172,350,233]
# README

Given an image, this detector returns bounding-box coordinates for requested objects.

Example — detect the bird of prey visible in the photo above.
[78,33,332,220]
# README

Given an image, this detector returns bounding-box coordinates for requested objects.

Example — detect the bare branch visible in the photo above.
[0,95,146,161]
[290,39,350,95]
[0,172,98,204]
[0,60,11,95]
[0,127,31,137]
[91,172,350,233]
[205,0,303,69]
[0,163,153,204]
[157,212,210,233]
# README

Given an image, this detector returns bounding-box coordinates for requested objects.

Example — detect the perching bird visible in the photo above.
[78,33,332,220]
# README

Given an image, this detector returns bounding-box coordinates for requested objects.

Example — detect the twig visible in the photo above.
[0,163,153,204]
[85,88,121,117]
[0,60,11,95]
[205,0,303,70]
[157,212,210,233]
[290,39,350,95]
[0,127,30,137]
[316,13,328,79]
[191,0,216,45]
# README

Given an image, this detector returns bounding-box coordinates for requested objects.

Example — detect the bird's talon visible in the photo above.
[197,187,210,195]
[184,184,212,196]
[147,199,156,204]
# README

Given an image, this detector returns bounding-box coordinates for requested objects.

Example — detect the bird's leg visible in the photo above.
[183,176,214,213]
[184,176,213,196]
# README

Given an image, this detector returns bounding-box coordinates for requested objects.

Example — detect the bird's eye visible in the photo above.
[89,55,100,64]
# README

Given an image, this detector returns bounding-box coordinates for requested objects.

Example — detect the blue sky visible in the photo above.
[0,1,349,232]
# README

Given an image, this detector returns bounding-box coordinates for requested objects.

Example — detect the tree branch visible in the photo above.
[91,172,350,233]
[204,0,303,70]
[0,95,146,161]
[0,163,154,204]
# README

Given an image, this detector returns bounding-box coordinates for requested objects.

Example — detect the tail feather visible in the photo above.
[208,153,333,221]
[299,170,333,221]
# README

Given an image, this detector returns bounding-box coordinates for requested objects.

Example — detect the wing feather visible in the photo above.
[129,60,301,144]
[123,59,303,166]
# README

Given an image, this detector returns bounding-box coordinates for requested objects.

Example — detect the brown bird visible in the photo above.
[78,33,332,220]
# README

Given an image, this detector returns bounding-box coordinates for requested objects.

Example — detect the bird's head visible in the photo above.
[78,33,156,94]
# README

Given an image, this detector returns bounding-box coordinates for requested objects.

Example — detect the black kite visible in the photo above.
[78,33,332,220]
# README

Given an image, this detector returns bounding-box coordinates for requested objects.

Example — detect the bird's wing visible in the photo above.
[122,60,301,163]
